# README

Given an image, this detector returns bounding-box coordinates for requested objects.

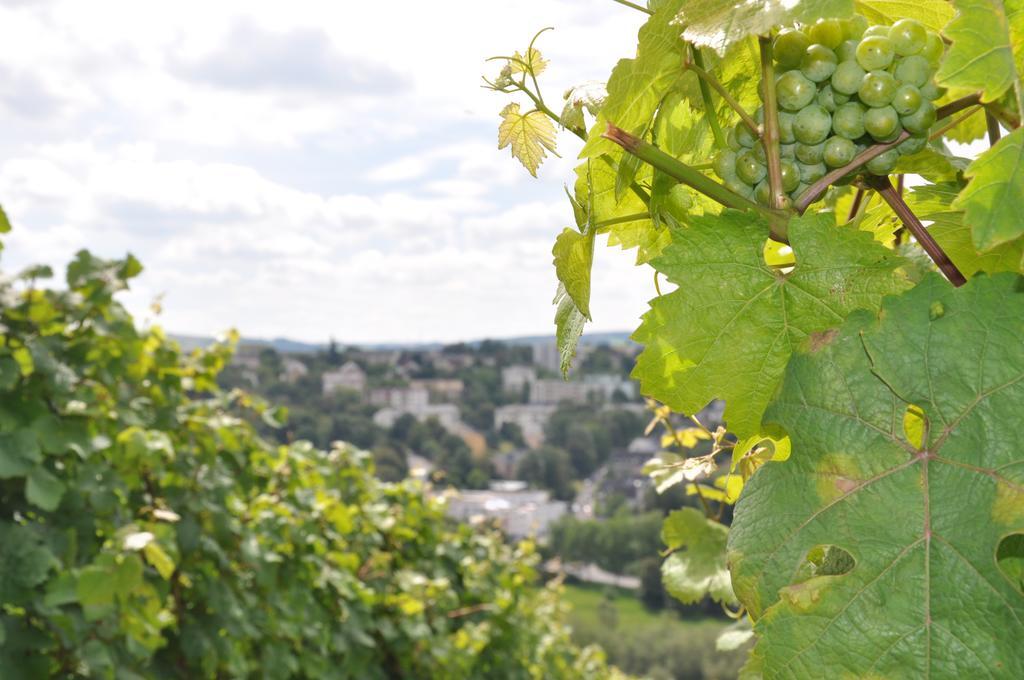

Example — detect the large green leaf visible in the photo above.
[908,182,1024,275]
[677,0,853,53]
[729,273,1024,678]
[955,126,1024,252]
[936,0,1024,107]
[552,228,595,319]
[632,211,910,438]
[581,0,687,161]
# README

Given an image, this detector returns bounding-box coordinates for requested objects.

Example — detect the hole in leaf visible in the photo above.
[996,533,1024,595]
[793,544,856,584]
[902,404,927,449]
[763,238,794,273]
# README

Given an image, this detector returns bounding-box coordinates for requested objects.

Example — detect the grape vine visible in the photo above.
[489,0,1024,676]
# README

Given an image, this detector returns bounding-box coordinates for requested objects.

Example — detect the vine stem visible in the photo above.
[685,60,760,135]
[866,175,966,287]
[758,36,785,210]
[847,188,865,221]
[609,0,652,14]
[602,123,790,240]
[986,111,1002,145]
[690,45,727,148]
[794,93,983,213]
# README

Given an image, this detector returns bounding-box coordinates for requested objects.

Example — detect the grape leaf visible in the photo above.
[498,103,557,177]
[677,0,853,53]
[632,210,910,439]
[661,508,736,605]
[908,182,1024,275]
[854,0,955,29]
[552,228,595,319]
[553,283,587,377]
[580,0,687,161]
[509,47,547,76]
[26,465,65,511]
[729,273,1024,678]
[0,524,57,603]
[936,0,1024,106]
[954,126,1024,251]
[0,429,42,478]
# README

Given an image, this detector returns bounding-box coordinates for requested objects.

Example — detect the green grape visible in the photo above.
[752,142,768,164]
[780,159,801,192]
[713,149,737,179]
[843,15,869,40]
[724,177,756,200]
[888,19,926,56]
[866,149,899,175]
[894,55,932,88]
[736,150,767,184]
[856,36,895,71]
[736,121,758,148]
[780,142,797,159]
[793,104,832,144]
[776,70,817,111]
[796,141,825,164]
[754,105,765,124]
[919,82,945,100]
[831,60,866,95]
[799,161,827,183]
[809,19,845,50]
[832,102,867,139]
[865,105,900,140]
[863,25,889,38]
[815,87,847,113]
[754,180,770,206]
[823,136,857,167]
[836,39,859,62]
[901,100,936,134]
[774,29,811,70]
[727,127,742,151]
[778,111,796,143]
[801,44,839,82]
[791,182,809,200]
[898,134,928,156]
[892,84,922,115]
[920,31,944,65]
[859,70,898,107]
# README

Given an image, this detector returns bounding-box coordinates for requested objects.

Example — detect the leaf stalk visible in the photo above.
[758,37,785,210]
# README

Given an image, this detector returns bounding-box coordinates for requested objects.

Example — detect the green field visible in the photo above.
[561,584,748,680]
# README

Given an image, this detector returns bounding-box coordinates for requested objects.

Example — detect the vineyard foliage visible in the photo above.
[490,0,1024,676]
[0,234,624,678]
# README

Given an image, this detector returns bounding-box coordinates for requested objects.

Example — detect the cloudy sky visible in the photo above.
[0,0,655,344]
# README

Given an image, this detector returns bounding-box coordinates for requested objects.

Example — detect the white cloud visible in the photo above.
[0,0,654,344]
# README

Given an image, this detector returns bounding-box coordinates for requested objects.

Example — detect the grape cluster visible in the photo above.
[714,16,945,207]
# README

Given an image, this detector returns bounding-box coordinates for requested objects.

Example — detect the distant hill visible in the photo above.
[170,330,635,354]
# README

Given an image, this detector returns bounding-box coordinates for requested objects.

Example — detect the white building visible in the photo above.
[501,365,536,393]
[583,373,637,401]
[445,482,567,539]
[530,340,562,375]
[528,379,592,405]
[281,357,308,383]
[369,386,430,410]
[322,361,367,395]
[409,378,464,401]
[494,404,557,447]
[373,403,462,432]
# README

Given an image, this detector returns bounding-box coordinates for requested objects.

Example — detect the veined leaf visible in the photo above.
[854,0,955,29]
[954,126,1024,251]
[661,508,736,605]
[553,283,587,377]
[509,47,548,76]
[632,211,910,439]
[936,0,1024,107]
[729,273,1024,677]
[498,103,557,177]
[581,0,687,161]
[552,227,595,319]
[908,182,1024,275]
[677,0,853,53]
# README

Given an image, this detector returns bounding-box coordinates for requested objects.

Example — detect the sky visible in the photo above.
[0,0,655,344]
